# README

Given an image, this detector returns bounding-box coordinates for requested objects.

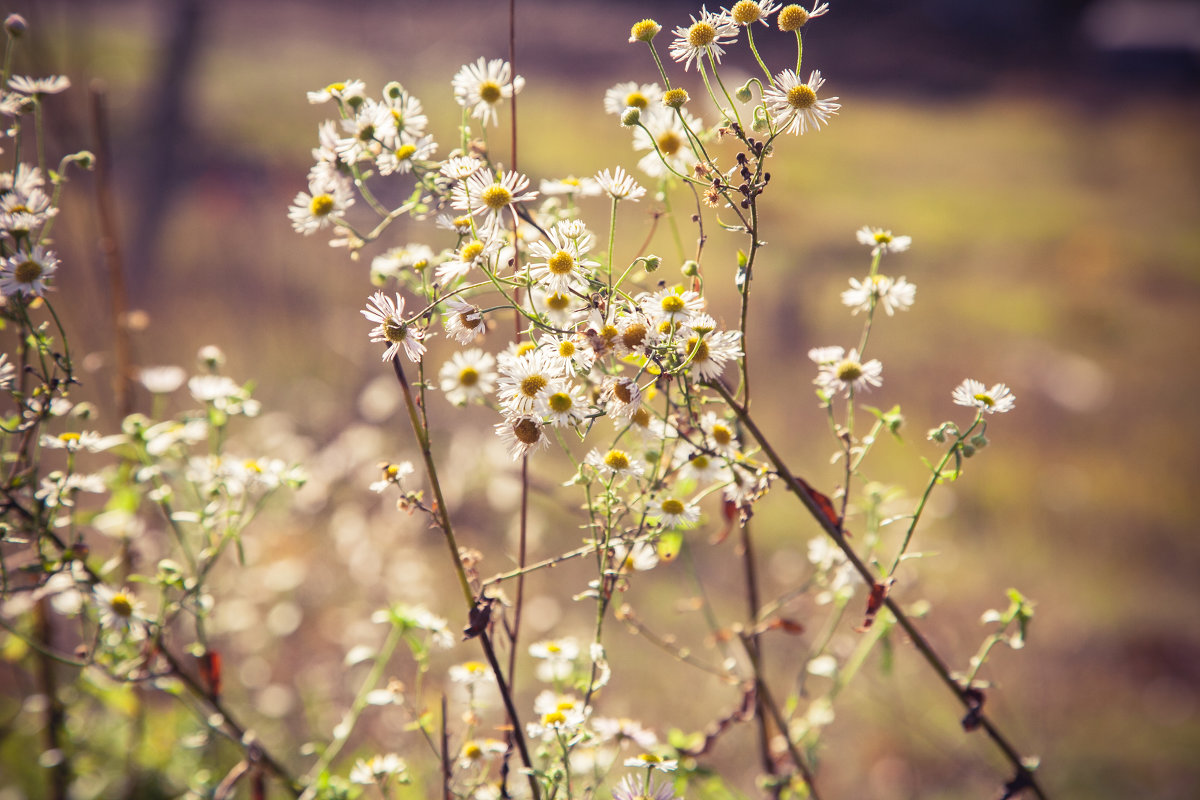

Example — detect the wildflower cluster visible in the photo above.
[285,3,1040,800]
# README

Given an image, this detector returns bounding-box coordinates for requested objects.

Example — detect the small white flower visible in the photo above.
[497,349,554,415]
[442,298,488,344]
[586,447,645,480]
[952,379,1016,414]
[529,637,579,682]
[763,69,840,135]
[349,753,407,785]
[306,79,365,106]
[527,225,600,295]
[856,226,912,255]
[603,81,663,116]
[640,286,704,328]
[538,379,587,428]
[362,292,426,363]
[494,414,549,460]
[623,752,679,773]
[288,174,353,235]
[841,274,916,316]
[452,58,524,127]
[451,169,537,238]
[810,346,883,396]
[8,75,70,96]
[646,496,700,529]
[440,156,483,180]
[94,584,145,635]
[376,132,437,176]
[137,365,187,394]
[700,411,740,456]
[595,166,646,201]
[0,352,14,390]
[669,7,739,71]
[633,107,703,178]
[0,245,59,297]
[439,349,496,406]
[539,175,602,197]
[449,660,493,686]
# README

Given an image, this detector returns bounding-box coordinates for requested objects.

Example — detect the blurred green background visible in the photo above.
[4,0,1199,798]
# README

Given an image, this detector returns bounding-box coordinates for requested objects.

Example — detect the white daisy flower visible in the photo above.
[538,380,587,428]
[94,584,144,634]
[952,379,1016,414]
[679,323,743,381]
[362,291,426,363]
[0,352,14,390]
[443,298,488,344]
[8,75,70,96]
[700,411,741,456]
[623,753,679,773]
[379,84,428,141]
[730,1,783,26]
[529,286,584,328]
[669,6,739,71]
[451,169,537,238]
[349,753,407,785]
[633,107,703,178]
[452,57,524,127]
[538,175,602,197]
[439,349,496,406]
[527,691,589,741]
[763,69,840,135]
[646,495,700,529]
[527,225,599,295]
[856,226,912,255]
[601,376,643,421]
[371,243,437,283]
[640,286,705,328]
[495,414,550,460]
[137,365,186,394]
[448,660,493,686]
[587,447,645,480]
[595,166,646,201]
[809,346,883,396]
[306,79,366,106]
[336,99,391,163]
[440,156,484,180]
[529,637,579,682]
[496,349,555,416]
[376,132,437,176]
[288,174,353,235]
[0,245,58,297]
[603,81,663,116]
[841,274,916,316]
[437,235,498,286]
[369,461,415,493]
[674,444,730,485]
[539,333,593,376]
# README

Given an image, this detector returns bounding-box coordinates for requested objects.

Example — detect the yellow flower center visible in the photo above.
[686,336,709,361]
[630,19,661,42]
[711,424,733,446]
[546,643,562,654]
[663,88,689,108]
[688,21,717,47]
[481,184,513,211]
[974,393,995,407]
[545,293,570,311]
[453,215,472,229]
[631,406,651,428]
[874,231,893,243]
[548,250,575,275]
[558,340,576,357]
[786,84,817,110]
[244,459,262,473]
[516,341,537,357]
[625,91,649,109]
[462,742,483,760]
[513,418,542,445]
[520,374,547,397]
[395,143,417,160]
[604,450,631,471]
[548,392,573,413]
[58,432,80,443]
[542,711,567,725]
[458,366,480,387]
[660,295,686,314]
[661,498,685,515]
[111,593,133,618]
[310,194,335,217]
[778,5,811,31]
[384,319,408,344]
[478,80,503,104]
[657,131,683,156]
[731,1,762,24]
[692,454,710,469]
[835,359,863,382]
[461,241,485,262]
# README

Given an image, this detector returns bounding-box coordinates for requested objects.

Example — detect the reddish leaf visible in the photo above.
[796,477,841,530]
[711,498,738,545]
[855,579,895,632]
[198,650,222,700]
[767,617,806,635]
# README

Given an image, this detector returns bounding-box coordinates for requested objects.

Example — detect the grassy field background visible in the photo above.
[4,1,1199,798]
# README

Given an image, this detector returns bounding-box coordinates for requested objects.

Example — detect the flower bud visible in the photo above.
[663,88,689,109]
[969,433,989,450]
[621,106,641,127]
[197,345,226,371]
[681,260,700,277]
[69,151,95,170]
[928,427,946,443]
[960,443,977,458]
[643,255,661,273]
[382,81,404,100]
[5,14,27,38]
[735,81,754,103]
[629,19,661,43]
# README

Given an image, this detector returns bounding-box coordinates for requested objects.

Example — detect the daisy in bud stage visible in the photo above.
[629,19,662,44]
[669,6,739,71]
[952,379,1016,414]
[452,57,524,127]
[763,69,840,135]
[362,291,426,363]
[856,226,912,255]
[439,349,496,406]
[841,274,916,316]
[730,1,782,26]
[810,346,883,396]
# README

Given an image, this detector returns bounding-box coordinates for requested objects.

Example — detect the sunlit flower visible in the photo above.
[633,107,703,178]
[640,286,705,328]
[369,461,414,493]
[452,169,537,238]
[810,346,882,396]
[529,637,579,682]
[94,584,145,634]
[674,444,730,486]
[841,274,916,315]
[587,447,645,480]
[646,495,700,529]
[440,349,496,406]
[288,174,353,235]
[443,298,488,344]
[336,100,391,162]
[497,349,555,415]
[623,752,679,773]
[679,320,743,381]
[539,333,594,376]
[349,753,407,786]
[495,415,550,460]
[764,69,839,135]
[527,224,600,295]
[376,132,437,176]
[669,6,739,71]
[362,291,426,363]
[601,376,643,421]
[0,352,14,390]
[856,226,912,255]
[730,1,782,26]
[306,79,366,106]
[449,660,494,686]
[538,379,587,428]
[137,365,187,394]
[952,379,1016,414]
[0,245,58,297]
[539,175,602,197]
[437,235,498,286]
[379,83,428,141]
[778,3,829,31]
[612,774,677,800]
[452,58,524,127]
[603,81,663,116]
[595,166,646,201]
[8,75,70,96]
